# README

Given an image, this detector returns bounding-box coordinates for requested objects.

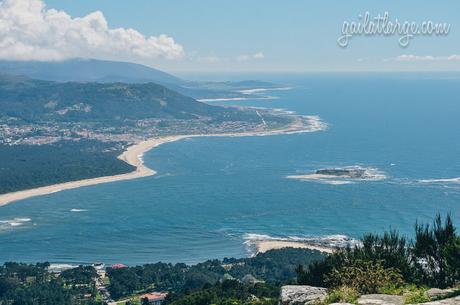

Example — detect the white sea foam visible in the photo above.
[48,263,79,273]
[238,87,293,95]
[418,177,460,184]
[197,96,278,102]
[319,180,354,185]
[0,217,31,230]
[70,208,87,212]
[13,218,31,222]
[304,115,329,132]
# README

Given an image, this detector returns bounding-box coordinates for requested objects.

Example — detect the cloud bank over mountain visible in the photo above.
[0,0,184,62]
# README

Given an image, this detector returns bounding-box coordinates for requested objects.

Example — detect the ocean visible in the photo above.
[1,73,460,265]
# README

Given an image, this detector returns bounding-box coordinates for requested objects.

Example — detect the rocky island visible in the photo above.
[315,168,367,178]
[287,166,386,184]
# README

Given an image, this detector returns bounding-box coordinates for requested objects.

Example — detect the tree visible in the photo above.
[325,260,404,294]
[298,214,460,289]
[412,213,459,288]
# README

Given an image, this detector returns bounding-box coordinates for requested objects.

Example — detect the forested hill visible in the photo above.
[0,75,243,121]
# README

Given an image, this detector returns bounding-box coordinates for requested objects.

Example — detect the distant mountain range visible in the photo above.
[0,59,280,99]
[0,59,183,85]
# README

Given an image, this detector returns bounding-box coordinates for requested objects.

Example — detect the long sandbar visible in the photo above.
[254,240,335,255]
[0,118,325,207]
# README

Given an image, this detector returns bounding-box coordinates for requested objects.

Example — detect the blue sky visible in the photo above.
[12,0,460,72]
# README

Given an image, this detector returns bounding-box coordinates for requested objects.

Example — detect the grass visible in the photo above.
[378,284,431,304]
[318,284,441,305]
[116,296,141,305]
[404,290,431,304]
[319,286,359,304]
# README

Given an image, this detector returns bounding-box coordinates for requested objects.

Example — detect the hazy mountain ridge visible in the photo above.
[0,59,183,85]
[0,59,281,99]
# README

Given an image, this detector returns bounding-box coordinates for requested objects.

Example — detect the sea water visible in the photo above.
[1,73,460,265]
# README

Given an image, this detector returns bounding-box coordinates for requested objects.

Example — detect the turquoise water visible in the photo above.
[1,73,460,265]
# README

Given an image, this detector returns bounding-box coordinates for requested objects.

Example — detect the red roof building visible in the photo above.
[141,292,168,305]
[111,263,128,269]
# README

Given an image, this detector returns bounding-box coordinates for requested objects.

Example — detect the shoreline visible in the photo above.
[197,87,292,103]
[253,240,335,255]
[0,117,326,207]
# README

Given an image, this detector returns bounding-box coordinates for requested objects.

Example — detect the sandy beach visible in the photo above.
[254,240,335,255]
[0,135,185,207]
[0,116,326,207]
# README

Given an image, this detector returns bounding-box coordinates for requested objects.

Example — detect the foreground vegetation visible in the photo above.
[0,248,323,305]
[0,263,99,305]
[297,214,460,303]
[1,214,459,305]
[107,248,324,300]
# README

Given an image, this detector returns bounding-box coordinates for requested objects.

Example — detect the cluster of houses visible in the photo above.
[47,262,168,305]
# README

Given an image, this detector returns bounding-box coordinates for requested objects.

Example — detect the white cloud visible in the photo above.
[395,55,436,62]
[447,54,460,61]
[386,54,460,62]
[253,52,265,59]
[237,52,265,62]
[0,0,184,62]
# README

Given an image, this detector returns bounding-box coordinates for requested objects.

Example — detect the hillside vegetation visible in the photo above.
[0,75,248,121]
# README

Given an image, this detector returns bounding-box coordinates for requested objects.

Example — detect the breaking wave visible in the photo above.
[0,217,31,231]
[418,177,460,184]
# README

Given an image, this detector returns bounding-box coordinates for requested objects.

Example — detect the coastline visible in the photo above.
[244,233,358,256]
[253,240,335,255]
[196,87,292,102]
[0,116,326,207]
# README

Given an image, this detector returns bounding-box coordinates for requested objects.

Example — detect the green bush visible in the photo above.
[325,260,404,294]
[297,231,413,288]
[322,286,359,304]
[298,214,460,290]
[404,289,430,304]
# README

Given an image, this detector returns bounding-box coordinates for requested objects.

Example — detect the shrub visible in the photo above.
[322,286,359,304]
[325,260,404,294]
[297,214,460,290]
[404,288,430,304]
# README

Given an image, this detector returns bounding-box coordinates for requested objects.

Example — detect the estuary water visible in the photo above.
[1,73,460,265]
